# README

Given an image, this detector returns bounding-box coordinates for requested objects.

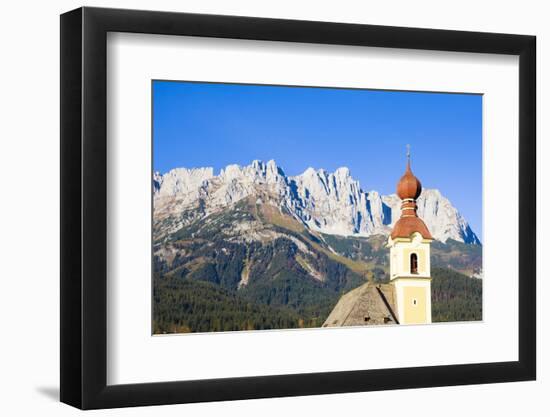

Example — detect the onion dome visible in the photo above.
[396,159,422,200]
[391,148,433,240]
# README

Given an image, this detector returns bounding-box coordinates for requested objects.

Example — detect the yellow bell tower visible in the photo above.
[388,147,433,325]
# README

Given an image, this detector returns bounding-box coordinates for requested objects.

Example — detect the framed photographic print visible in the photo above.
[60,6,536,410]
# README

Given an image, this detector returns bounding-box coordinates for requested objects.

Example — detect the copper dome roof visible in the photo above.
[390,153,433,241]
[396,160,422,200]
[391,216,433,240]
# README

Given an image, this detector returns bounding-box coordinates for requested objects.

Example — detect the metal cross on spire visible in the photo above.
[406,144,411,161]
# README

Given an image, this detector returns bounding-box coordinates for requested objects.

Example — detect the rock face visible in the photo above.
[153,160,480,244]
[290,166,388,236]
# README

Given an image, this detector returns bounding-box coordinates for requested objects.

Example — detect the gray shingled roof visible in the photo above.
[323,282,398,327]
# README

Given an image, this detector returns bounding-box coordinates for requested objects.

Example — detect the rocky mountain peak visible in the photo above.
[154,167,214,199]
[154,160,480,244]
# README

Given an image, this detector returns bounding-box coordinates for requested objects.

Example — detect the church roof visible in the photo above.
[323,282,398,327]
[391,215,433,240]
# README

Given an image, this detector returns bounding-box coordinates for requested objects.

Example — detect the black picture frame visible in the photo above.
[60,6,536,410]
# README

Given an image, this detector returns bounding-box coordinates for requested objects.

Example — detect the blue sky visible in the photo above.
[153,81,482,240]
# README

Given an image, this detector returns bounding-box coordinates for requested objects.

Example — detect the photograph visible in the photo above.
[152,81,483,334]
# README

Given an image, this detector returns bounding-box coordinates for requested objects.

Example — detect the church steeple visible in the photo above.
[387,145,433,325]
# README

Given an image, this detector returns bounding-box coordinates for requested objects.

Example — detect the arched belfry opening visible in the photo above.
[410,253,418,274]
